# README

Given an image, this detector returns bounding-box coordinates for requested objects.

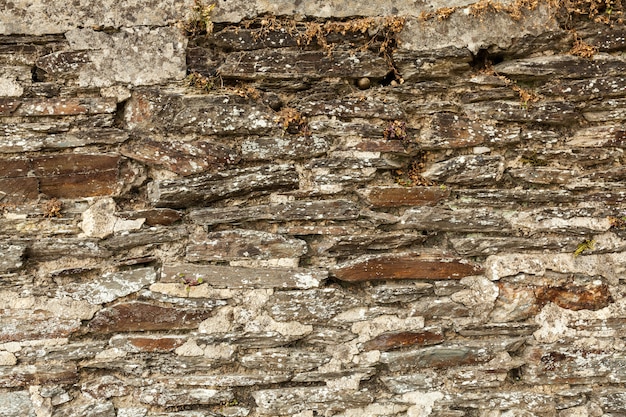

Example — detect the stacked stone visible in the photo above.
[1,0,626,415]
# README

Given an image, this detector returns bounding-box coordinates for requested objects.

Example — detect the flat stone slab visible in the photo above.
[332,253,483,282]
[161,263,326,289]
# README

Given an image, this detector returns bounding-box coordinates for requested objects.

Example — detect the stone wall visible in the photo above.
[1,0,626,416]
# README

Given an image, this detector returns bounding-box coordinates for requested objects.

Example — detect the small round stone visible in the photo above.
[357,77,371,90]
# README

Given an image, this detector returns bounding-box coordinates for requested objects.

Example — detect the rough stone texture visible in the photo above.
[2,1,626,416]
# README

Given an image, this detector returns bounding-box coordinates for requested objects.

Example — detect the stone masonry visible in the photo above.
[1,0,626,415]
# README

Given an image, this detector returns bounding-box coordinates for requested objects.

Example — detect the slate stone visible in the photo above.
[147,164,299,208]
[0,391,35,417]
[268,288,362,323]
[189,199,360,225]
[138,385,233,407]
[0,243,25,272]
[241,135,329,160]
[186,229,307,262]
[161,263,325,289]
[421,155,505,185]
[360,186,449,208]
[0,363,78,388]
[332,253,483,282]
[88,301,215,333]
[252,386,374,415]
[494,55,626,81]
[363,328,444,351]
[239,348,330,371]
[397,206,511,232]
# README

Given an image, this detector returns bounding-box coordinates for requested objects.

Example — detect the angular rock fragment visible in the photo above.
[161,263,325,289]
[332,253,483,282]
[147,164,298,208]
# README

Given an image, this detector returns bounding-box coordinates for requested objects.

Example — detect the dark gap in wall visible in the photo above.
[470,48,505,71]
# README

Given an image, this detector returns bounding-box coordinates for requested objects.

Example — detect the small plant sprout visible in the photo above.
[179,273,205,296]
[574,239,596,257]
[383,120,408,142]
[43,198,62,218]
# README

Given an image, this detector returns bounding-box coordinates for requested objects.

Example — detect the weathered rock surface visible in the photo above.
[3,1,626,416]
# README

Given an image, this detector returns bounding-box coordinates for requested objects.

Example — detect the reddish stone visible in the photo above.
[0,178,39,203]
[363,330,444,351]
[534,282,613,311]
[122,335,187,352]
[333,254,483,282]
[0,159,31,178]
[0,363,79,388]
[32,154,120,198]
[0,98,20,115]
[364,186,449,208]
[88,301,214,333]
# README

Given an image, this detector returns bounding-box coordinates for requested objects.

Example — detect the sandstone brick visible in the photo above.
[186,229,307,262]
[121,137,239,176]
[161,263,325,289]
[332,253,483,282]
[87,301,214,333]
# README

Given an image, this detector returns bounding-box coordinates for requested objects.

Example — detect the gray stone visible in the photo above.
[268,288,362,324]
[186,230,307,262]
[161,263,326,289]
[422,155,505,185]
[56,267,157,304]
[241,135,329,160]
[368,282,433,304]
[450,236,579,256]
[189,199,360,225]
[251,386,374,415]
[52,401,115,417]
[239,348,330,371]
[397,206,510,232]
[139,385,233,407]
[0,0,193,35]
[380,371,442,394]
[398,5,558,54]
[0,391,35,417]
[148,164,299,208]
[0,243,25,272]
[101,226,188,251]
[494,55,626,81]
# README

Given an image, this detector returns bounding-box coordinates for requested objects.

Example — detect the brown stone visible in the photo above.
[362,186,449,208]
[363,329,444,351]
[0,363,78,388]
[119,208,182,226]
[29,154,121,198]
[88,301,214,333]
[534,281,613,311]
[121,137,239,176]
[332,253,483,282]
